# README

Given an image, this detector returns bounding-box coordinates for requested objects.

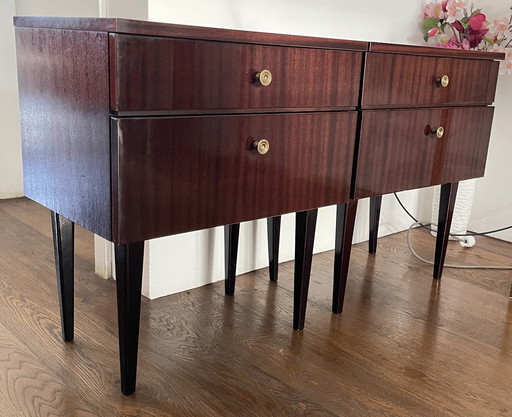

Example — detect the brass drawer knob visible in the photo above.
[255,69,272,86]
[436,75,450,88]
[431,126,445,138]
[253,139,270,154]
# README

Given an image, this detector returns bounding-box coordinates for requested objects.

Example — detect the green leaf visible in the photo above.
[423,17,439,33]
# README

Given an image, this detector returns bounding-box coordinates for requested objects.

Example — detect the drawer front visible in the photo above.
[354,106,494,198]
[362,53,499,108]
[112,112,356,243]
[111,34,362,113]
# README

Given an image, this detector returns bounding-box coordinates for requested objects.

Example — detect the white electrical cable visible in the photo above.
[407,222,512,270]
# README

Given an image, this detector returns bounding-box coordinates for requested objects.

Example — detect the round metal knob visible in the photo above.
[255,69,272,86]
[253,139,270,154]
[431,126,445,138]
[436,75,450,88]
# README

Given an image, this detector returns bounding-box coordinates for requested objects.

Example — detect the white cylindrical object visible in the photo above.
[431,179,476,246]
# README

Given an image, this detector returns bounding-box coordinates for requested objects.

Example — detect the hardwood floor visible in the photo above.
[1,197,512,416]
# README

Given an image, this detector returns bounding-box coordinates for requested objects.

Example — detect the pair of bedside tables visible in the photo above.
[14,16,502,395]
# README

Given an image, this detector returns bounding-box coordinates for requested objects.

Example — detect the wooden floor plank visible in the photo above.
[1,197,512,416]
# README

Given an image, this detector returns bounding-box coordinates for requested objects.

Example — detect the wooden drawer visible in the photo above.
[112,112,357,243]
[354,106,494,198]
[362,53,499,108]
[110,34,362,113]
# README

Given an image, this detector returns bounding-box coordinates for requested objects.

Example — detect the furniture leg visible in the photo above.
[332,200,358,314]
[224,224,240,296]
[293,209,318,331]
[434,182,458,279]
[267,216,281,282]
[115,241,144,396]
[51,211,75,342]
[369,195,382,254]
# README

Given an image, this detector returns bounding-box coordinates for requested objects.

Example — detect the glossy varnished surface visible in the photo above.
[369,42,505,60]
[362,53,499,108]
[112,112,356,243]
[15,28,111,240]
[2,198,512,416]
[111,34,362,113]
[354,106,494,198]
[14,16,368,51]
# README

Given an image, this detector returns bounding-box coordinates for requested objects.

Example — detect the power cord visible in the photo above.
[393,192,512,270]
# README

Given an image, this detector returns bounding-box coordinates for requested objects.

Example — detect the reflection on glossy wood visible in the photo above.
[15,27,111,239]
[51,211,75,342]
[3,199,512,416]
[362,53,499,108]
[224,224,240,296]
[369,42,505,60]
[332,201,358,314]
[113,35,362,113]
[433,183,459,279]
[294,209,318,331]
[267,216,282,282]
[15,16,368,51]
[368,196,382,255]
[355,107,494,198]
[115,241,144,395]
[113,112,356,243]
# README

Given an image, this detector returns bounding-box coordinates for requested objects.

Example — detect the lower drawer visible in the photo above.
[112,112,356,243]
[354,106,494,198]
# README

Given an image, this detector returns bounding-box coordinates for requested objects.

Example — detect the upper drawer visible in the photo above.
[110,34,363,113]
[362,53,499,108]
[112,112,357,243]
[354,106,494,198]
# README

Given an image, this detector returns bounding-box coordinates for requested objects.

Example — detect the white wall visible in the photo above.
[5,0,510,299]
[468,0,512,242]
[142,0,430,299]
[1,0,23,198]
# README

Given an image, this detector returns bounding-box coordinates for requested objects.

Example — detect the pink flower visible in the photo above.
[452,20,464,32]
[489,18,510,35]
[424,2,444,19]
[428,28,439,37]
[446,0,466,22]
[468,12,487,31]
[467,12,489,48]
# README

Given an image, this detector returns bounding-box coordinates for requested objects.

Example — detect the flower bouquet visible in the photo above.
[422,1,512,74]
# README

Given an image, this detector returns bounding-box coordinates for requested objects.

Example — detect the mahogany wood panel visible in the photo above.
[111,34,363,113]
[354,106,494,198]
[112,112,356,243]
[14,16,368,51]
[370,42,505,60]
[362,53,499,108]
[15,28,111,240]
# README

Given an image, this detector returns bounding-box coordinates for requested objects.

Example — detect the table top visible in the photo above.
[13,16,504,60]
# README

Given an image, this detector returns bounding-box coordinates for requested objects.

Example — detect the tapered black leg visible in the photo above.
[115,242,144,396]
[434,182,458,279]
[51,211,75,342]
[369,195,382,255]
[224,224,240,295]
[293,209,318,331]
[267,216,281,282]
[332,201,358,314]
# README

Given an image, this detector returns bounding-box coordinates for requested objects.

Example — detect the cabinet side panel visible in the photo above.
[15,28,111,240]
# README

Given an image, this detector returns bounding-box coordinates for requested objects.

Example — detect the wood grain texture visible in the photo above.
[354,106,494,198]
[362,53,500,108]
[15,28,111,240]
[112,112,356,243]
[14,16,368,51]
[369,42,505,60]
[2,198,512,416]
[112,34,362,112]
